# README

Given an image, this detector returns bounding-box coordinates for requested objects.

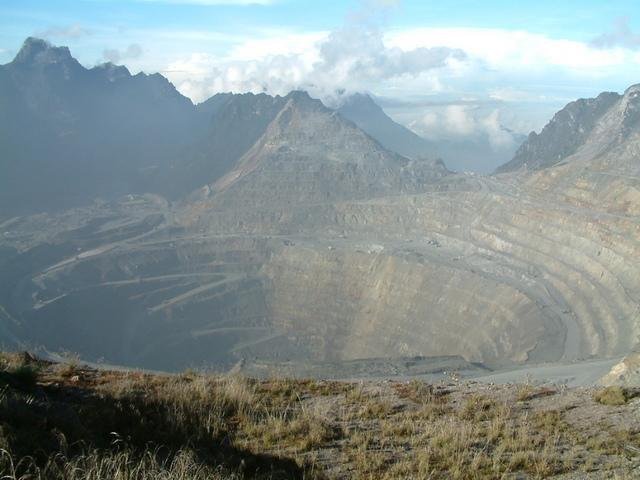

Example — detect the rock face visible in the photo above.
[0,38,197,215]
[189,91,449,214]
[0,39,638,375]
[600,352,640,386]
[496,92,622,173]
[520,84,640,216]
[158,92,292,198]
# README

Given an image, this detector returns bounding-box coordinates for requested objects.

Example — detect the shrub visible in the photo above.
[593,386,631,406]
[9,365,39,388]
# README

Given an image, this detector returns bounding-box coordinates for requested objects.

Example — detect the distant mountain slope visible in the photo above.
[337,93,437,160]
[492,84,640,215]
[496,91,621,173]
[1,39,452,218]
[519,84,640,215]
[337,93,525,173]
[189,91,450,214]
[160,93,290,197]
[0,37,197,215]
[433,131,526,174]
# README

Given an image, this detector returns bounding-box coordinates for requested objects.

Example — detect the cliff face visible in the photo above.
[0,38,197,214]
[496,91,621,173]
[600,352,640,386]
[519,84,640,216]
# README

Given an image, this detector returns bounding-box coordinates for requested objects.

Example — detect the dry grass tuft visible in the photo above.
[0,448,239,480]
[0,352,41,388]
[458,394,497,421]
[393,379,449,405]
[1,353,640,479]
[593,386,634,406]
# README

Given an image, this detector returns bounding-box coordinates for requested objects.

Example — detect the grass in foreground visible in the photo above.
[0,352,639,479]
[593,386,636,406]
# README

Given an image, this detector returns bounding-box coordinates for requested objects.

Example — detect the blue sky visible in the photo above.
[2,0,640,149]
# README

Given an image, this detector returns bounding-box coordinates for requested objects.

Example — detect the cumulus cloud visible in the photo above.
[488,88,540,102]
[164,4,465,102]
[442,105,476,136]
[103,44,143,63]
[591,17,640,50]
[387,27,628,70]
[481,110,517,149]
[311,22,465,90]
[411,105,517,150]
[37,24,91,39]
[161,21,640,105]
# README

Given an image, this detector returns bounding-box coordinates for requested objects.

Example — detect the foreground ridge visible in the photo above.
[1,352,639,479]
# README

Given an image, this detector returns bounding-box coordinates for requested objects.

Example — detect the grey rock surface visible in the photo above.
[496,91,621,173]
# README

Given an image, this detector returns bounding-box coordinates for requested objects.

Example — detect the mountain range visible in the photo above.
[0,37,516,218]
[0,38,638,382]
[336,92,526,173]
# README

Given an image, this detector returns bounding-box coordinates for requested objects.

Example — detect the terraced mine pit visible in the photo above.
[1,38,639,384]
[2,161,638,379]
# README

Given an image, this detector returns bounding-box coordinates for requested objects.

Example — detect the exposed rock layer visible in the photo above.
[0,39,638,373]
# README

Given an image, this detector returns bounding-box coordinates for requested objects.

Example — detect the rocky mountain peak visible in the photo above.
[13,37,76,67]
[92,62,131,82]
[283,90,327,113]
[495,91,621,173]
[339,92,380,112]
[624,83,640,96]
[620,83,640,130]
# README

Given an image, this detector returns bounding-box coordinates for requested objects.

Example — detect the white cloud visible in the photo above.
[443,105,476,136]
[157,23,640,105]
[488,88,539,102]
[411,105,516,150]
[103,43,143,63]
[481,110,516,149]
[591,17,640,50]
[313,24,465,87]
[163,18,464,101]
[37,24,91,39]
[386,27,632,71]
[226,31,326,62]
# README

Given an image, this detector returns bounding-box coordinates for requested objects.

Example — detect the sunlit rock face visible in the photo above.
[496,91,622,173]
[600,352,640,387]
[1,40,639,373]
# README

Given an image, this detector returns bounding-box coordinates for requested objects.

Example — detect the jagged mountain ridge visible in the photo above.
[499,84,640,215]
[0,38,197,214]
[0,37,638,376]
[496,91,623,173]
[0,38,449,217]
[189,91,450,215]
[159,92,292,197]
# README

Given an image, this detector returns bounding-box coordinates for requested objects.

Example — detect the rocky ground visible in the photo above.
[1,352,640,479]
